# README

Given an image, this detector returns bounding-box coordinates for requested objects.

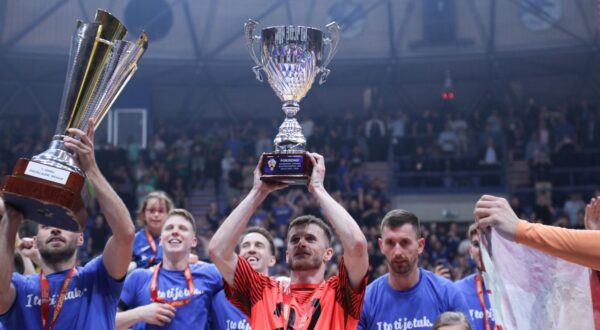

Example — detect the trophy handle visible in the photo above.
[319,21,341,85]
[244,19,264,82]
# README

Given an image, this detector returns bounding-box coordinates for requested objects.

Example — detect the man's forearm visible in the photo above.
[87,167,134,279]
[0,219,18,291]
[312,185,368,288]
[208,187,268,285]
[209,188,267,260]
[116,309,142,330]
[0,216,19,312]
[87,167,134,240]
[312,186,367,256]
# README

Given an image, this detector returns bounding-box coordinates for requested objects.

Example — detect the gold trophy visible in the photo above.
[1,10,148,232]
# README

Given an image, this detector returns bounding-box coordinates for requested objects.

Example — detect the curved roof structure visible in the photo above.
[0,0,599,120]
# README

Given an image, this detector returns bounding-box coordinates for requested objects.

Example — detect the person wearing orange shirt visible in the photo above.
[208,153,369,329]
[475,194,600,329]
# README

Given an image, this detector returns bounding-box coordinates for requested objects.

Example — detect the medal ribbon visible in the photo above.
[281,281,327,330]
[150,262,195,307]
[475,273,492,330]
[145,227,158,265]
[40,267,77,330]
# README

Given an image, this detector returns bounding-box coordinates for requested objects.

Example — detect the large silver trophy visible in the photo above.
[245,19,340,184]
[1,10,148,232]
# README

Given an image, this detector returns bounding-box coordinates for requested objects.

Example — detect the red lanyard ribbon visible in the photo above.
[150,262,195,307]
[281,281,327,330]
[40,267,77,330]
[145,227,158,265]
[475,273,492,330]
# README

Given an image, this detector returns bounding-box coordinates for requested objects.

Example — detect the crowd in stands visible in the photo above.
[2,98,600,282]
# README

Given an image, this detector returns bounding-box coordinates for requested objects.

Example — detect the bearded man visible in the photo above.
[209,153,369,329]
[0,120,135,329]
[358,209,471,330]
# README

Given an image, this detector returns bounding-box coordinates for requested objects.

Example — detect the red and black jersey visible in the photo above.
[224,256,367,329]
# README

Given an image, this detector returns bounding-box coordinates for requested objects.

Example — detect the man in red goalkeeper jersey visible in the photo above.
[209,153,369,329]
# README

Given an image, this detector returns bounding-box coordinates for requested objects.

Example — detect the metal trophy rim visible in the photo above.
[261,25,324,33]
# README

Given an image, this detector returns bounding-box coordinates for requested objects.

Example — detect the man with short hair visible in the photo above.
[116,209,222,329]
[358,209,471,330]
[209,153,369,329]
[0,121,135,329]
[211,226,277,330]
[454,223,495,330]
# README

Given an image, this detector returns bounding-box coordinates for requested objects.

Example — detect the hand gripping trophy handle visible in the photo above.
[244,19,263,82]
[319,22,341,85]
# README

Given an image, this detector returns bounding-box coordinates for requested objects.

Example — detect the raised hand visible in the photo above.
[434,264,452,280]
[17,237,41,266]
[252,158,287,195]
[307,152,325,193]
[64,118,98,174]
[584,197,600,231]
[473,195,520,241]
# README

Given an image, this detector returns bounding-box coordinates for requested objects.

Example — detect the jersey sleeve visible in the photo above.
[328,257,368,320]
[203,263,225,294]
[223,255,274,317]
[448,282,474,325]
[515,220,600,271]
[132,232,147,269]
[119,269,144,310]
[0,272,27,321]
[88,255,124,301]
[357,293,371,330]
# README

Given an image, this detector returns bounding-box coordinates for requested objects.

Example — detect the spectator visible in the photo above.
[563,193,586,228]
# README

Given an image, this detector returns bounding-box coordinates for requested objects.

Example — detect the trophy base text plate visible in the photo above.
[259,152,313,185]
[1,158,87,232]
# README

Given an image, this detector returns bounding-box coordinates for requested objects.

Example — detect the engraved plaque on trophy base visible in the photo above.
[259,152,313,185]
[1,158,87,232]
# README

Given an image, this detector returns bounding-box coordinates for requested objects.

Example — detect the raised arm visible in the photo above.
[0,207,23,314]
[17,237,41,275]
[307,153,368,290]
[475,194,600,271]
[64,119,135,280]
[208,162,286,285]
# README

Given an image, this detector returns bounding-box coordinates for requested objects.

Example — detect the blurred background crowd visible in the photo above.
[3,98,599,282]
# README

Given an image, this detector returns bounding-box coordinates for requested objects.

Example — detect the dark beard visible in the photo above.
[289,255,321,271]
[39,244,78,266]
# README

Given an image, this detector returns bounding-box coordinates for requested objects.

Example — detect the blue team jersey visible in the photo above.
[358,268,472,330]
[0,256,123,329]
[119,262,223,329]
[133,228,163,269]
[455,274,495,330]
[211,289,251,330]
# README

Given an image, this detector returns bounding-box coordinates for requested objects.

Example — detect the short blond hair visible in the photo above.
[433,312,472,330]
[164,208,196,233]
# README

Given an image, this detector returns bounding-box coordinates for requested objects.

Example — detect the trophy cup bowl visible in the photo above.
[1,9,148,232]
[245,19,340,185]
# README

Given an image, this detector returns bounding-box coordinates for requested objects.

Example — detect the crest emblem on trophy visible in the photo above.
[267,158,278,172]
[1,10,148,231]
[244,19,340,184]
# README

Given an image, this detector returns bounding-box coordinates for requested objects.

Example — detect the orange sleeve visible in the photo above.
[329,257,368,319]
[224,256,275,316]
[515,220,600,271]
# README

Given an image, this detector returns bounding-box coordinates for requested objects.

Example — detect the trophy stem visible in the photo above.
[273,101,306,153]
[31,136,84,175]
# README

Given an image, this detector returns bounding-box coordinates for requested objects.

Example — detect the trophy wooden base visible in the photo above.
[1,158,87,232]
[259,152,313,185]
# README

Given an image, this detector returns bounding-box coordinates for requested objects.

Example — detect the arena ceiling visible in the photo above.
[1,0,599,121]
